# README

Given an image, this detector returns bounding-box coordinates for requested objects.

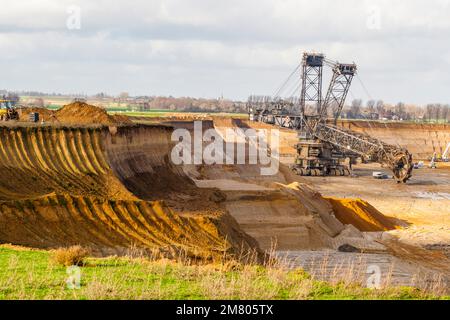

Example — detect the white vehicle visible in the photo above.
[373,172,389,179]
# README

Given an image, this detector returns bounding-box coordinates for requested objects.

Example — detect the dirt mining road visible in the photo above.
[301,163,450,253]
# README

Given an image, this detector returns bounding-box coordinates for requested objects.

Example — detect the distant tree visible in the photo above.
[404,104,422,121]
[366,99,375,112]
[375,100,385,116]
[348,99,362,118]
[425,104,435,122]
[395,102,406,119]
[442,105,449,122]
[435,104,442,121]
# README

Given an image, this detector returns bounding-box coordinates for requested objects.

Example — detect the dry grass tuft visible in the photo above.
[50,246,90,267]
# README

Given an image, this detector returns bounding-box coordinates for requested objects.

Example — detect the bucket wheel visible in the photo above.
[391,150,413,183]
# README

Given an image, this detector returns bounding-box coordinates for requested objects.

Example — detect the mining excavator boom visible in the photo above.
[247,52,413,183]
[312,122,413,183]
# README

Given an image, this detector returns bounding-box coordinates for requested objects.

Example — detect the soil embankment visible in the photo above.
[325,198,400,232]
[336,120,450,160]
[19,102,131,125]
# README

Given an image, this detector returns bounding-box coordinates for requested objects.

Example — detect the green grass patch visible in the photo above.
[108,110,248,118]
[0,246,447,300]
[45,105,62,110]
[111,111,172,117]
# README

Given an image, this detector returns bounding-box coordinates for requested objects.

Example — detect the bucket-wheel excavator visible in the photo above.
[247,52,413,183]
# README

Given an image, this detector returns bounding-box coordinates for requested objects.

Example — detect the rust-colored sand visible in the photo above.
[19,102,131,125]
[55,102,131,125]
[326,198,400,232]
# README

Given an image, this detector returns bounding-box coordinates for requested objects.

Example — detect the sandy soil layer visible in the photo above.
[336,120,450,160]
[301,163,450,253]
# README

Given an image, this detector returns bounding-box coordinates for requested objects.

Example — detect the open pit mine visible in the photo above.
[0,101,449,293]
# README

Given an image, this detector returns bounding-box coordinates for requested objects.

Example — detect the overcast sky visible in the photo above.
[0,0,449,104]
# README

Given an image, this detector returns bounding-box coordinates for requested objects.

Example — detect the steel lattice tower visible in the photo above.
[300,52,325,116]
[321,63,357,123]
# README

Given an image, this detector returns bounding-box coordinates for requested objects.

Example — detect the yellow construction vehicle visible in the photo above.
[0,99,19,121]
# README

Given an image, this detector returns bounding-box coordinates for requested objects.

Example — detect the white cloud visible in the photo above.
[0,0,449,104]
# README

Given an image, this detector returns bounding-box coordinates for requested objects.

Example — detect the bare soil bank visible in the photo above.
[336,120,450,160]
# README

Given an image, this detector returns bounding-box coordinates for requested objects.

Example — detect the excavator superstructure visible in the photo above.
[247,52,413,183]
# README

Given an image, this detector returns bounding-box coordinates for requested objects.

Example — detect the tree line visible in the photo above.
[343,99,450,123]
[4,89,450,122]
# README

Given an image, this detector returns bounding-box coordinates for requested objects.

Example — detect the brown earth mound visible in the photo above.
[55,102,131,125]
[19,102,131,126]
[326,197,400,232]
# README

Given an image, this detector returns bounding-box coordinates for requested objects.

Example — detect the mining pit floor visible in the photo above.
[278,163,449,290]
[302,163,450,252]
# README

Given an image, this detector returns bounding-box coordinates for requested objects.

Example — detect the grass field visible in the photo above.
[0,246,447,300]
[20,99,247,118]
[109,110,248,118]
[110,110,180,117]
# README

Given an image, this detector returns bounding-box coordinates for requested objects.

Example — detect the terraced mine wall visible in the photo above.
[0,119,409,258]
[171,119,395,253]
[336,121,450,160]
[0,124,258,259]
